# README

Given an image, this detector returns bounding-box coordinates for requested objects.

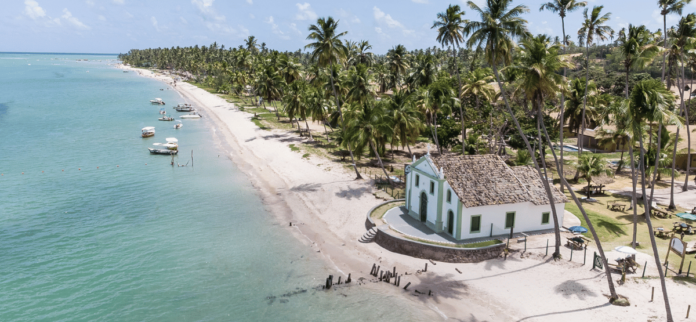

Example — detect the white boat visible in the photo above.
[148,148,178,155]
[174,121,183,129]
[159,115,174,121]
[164,138,178,150]
[159,108,166,115]
[174,104,195,112]
[180,112,202,119]
[150,98,165,105]
[141,126,155,138]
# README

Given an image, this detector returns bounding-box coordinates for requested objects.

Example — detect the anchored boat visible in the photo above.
[158,115,174,121]
[174,121,183,129]
[148,138,178,154]
[141,126,155,138]
[174,104,195,112]
[180,112,202,119]
[150,98,165,105]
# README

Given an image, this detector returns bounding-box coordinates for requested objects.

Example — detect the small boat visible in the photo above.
[159,115,174,121]
[148,148,178,155]
[150,98,165,105]
[180,112,202,119]
[141,126,155,138]
[159,108,166,115]
[174,104,195,112]
[162,138,178,150]
[174,121,183,129]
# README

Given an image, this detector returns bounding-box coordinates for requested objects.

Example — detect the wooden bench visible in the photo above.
[566,236,591,250]
[607,202,627,212]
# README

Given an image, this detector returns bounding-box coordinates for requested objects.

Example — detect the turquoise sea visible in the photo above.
[0,53,436,321]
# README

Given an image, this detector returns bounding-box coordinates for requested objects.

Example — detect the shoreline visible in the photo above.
[117,65,696,322]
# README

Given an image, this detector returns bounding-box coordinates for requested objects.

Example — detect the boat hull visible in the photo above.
[142,133,155,138]
[158,118,174,121]
[148,148,178,155]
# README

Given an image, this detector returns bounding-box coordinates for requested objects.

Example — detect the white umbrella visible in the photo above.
[614,246,638,255]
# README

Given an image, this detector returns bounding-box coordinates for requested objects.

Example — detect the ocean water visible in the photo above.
[0,53,436,321]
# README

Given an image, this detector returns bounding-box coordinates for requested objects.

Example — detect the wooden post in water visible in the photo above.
[424,263,427,272]
[403,282,411,290]
[346,273,351,284]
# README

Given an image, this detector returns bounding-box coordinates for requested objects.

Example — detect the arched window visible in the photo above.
[446,190,451,203]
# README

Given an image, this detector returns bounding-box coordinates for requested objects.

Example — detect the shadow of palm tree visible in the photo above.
[596,219,628,237]
[334,186,371,200]
[407,273,468,304]
[290,183,321,192]
[554,280,598,300]
[465,257,550,281]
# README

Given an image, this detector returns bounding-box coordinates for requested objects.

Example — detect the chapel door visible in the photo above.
[419,192,427,222]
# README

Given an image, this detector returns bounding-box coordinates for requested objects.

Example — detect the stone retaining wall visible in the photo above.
[373,227,505,263]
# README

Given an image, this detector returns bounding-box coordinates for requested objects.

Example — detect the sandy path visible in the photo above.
[120,66,696,322]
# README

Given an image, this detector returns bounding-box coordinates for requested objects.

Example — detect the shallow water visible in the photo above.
[0,53,437,321]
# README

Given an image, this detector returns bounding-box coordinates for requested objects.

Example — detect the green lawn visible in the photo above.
[564,191,695,276]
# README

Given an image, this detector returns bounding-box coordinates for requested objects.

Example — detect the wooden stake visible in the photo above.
[403,282,411,290]
[346,273,351,284]
[424,263,428,272]
[687,305,691,318]
[651,287,655,302]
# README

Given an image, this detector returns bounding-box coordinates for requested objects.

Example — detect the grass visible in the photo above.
[370,202,404,222]
[289,144,300,152]
[562,190,695,275]
[302,153,310,159]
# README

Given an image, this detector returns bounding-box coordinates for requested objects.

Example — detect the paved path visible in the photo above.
[384,206,564,244]
[383,207,459,243]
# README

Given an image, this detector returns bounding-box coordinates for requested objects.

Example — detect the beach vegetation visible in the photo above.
[119,1,696,315]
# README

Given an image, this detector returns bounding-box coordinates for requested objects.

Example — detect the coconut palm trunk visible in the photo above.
[559,16,568,192]
[329,74,362,180]
[627,143,639,248]
[684,68,693,191]
[370,140,392,186]
[575,42,591,180]
[540,115,619,300]
[649,125,664,196]
[669,62,686,209]
[492,63,563,259]
[638,135,674,321]
[455,45,466,153]
[537,96,562,257]
[304,118,314,141]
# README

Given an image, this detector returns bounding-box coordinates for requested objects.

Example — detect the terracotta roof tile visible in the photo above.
[430,155,568,208]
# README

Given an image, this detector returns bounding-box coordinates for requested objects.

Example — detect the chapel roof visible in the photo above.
[429,154,568,208]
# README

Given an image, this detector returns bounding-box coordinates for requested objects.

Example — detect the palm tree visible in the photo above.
[464,0,619,300]
[387,45,410,88]
[576,154,612,199]
[344,101,394,185]
[461,68,496,144]
[616,25,661,99]
[305,17,362,179]
[540,0,587,192]
[432,4,467,151]
[345,64,373,104]
[509,34,572,259]
[245,36,259,54]
[665,14,696,204]
[426,80,457,154]
[576,6,614,171]
[597,99,642,248]
[630,79,679,321]
[658,0,692,82]
[385,90,422,157]
[282,80,313,139]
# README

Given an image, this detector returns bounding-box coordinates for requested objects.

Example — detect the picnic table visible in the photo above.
[651,207,671,219]
[615,257,638,273]
[673,222,694,234]
[653,227,670,238]
[582,185,605,195]
[566,236,591,250]
[607,202,627,212]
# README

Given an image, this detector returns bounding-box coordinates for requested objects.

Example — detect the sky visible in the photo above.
[2,0,696,55]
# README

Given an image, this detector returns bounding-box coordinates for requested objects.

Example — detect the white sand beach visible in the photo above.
[119,65,696,322]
